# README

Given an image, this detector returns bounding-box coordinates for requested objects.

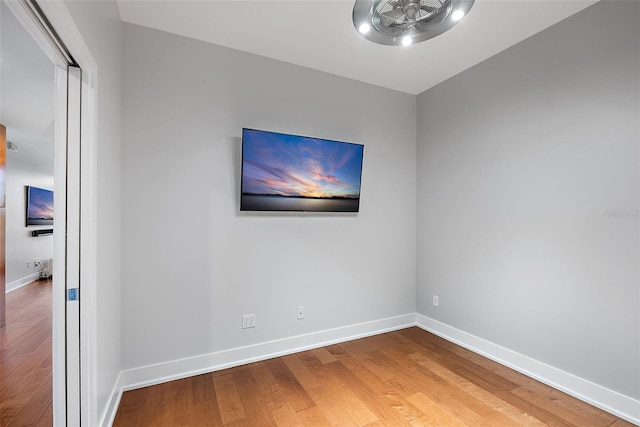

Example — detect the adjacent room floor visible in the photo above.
[0,279,53,426]
[114,327,634,426]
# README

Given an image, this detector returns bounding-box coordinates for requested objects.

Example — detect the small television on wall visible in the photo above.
[241,128,364,212]
[26,186,54,226]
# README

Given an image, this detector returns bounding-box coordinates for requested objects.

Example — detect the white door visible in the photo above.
[63,64,83,426]
[53,62,83,427]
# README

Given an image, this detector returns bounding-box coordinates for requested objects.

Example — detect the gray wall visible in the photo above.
[5,151,53,287]
[65,1,123,423]
[417,0,639,399]
[121,24,417,370]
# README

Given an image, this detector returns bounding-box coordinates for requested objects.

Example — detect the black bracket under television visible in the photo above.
[31,229,53,237]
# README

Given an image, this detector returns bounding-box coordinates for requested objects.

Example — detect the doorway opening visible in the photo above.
[1,2,56,425]
[1,0,87,424]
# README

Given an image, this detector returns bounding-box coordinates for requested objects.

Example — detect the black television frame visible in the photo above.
[26,185,54,226]
[240,128,364,213]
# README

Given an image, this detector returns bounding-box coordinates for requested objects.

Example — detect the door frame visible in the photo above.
[4,1,99,425]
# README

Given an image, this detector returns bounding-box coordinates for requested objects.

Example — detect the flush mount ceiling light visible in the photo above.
[353,0,474,46]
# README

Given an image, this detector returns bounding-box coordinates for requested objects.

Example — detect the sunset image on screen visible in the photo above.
[27,187,54,225]
[241,129,364,212]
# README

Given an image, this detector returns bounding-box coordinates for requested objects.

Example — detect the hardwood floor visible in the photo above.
[0,279,53,427]
[114,327,635,426]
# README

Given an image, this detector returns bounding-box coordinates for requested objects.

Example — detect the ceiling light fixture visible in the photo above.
[353,0,474,46]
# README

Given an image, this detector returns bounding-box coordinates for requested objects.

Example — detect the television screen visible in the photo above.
[26,186,54,226]
[241,128,364,212]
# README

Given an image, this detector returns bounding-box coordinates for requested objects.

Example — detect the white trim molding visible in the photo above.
[33,1,101,425]
[118,314,416,392]
[5,274,40,293]
[103,316,416,425]
[102,313,639,426]
[415,314,640,426]
[101,372,123,427]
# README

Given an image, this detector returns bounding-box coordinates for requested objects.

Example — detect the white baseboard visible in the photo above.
[118,313,416,391]
[6,273,40,293]
[101,313,638,426]
[100,372,123,427]
[415,313,640,426]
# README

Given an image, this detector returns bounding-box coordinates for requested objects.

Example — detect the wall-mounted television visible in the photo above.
[241,128,364,212]
[26,186,54,226]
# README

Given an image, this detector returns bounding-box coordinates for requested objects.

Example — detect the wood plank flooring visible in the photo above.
[114,327,635,426]
[0,279,53,427]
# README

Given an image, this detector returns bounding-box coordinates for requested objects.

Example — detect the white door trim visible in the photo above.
[42,2,100,425]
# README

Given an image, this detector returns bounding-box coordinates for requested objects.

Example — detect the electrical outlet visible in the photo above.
[297,306,304,320]
[242,314,256,329]
[433,295,439,307]
[27,261,32,269]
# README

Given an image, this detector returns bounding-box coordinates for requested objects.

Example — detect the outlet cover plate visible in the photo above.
[242,314,256,329]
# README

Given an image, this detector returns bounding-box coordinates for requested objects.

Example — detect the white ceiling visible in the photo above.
[0,0,598,161]
[115,0,598,95]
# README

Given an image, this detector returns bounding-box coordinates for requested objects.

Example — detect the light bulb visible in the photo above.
[401,36,412,46]
[358,23,371,34]
[451,9,465,21]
